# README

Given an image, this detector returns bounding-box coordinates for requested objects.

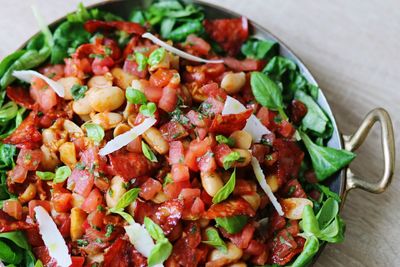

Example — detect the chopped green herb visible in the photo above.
[71,84,88,100]
[142,141,158,162]
[216,135,235,147]
[126,87,147,104]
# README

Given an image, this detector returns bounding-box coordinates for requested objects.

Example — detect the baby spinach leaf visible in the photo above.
[212,168,236,204]
[0,240,22,264]
[319,216,345,243]
[148,238,172,267]
[130,10,146,25]
[215,215,248,234]
[251,71,287,119]
[289,235,319,267]
[316,184,341,203]
[160,18,176,39]
[0,50,26,78]
[167,20,203,41]
[316,198,339,229]
[299,131,356,181]
[202,227,227,253]
[263,56,297,82]
[241,38,278,60]
[301,205,320,236]
[142,141,158,162]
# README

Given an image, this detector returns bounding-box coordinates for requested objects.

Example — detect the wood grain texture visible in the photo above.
[0,1,398,266]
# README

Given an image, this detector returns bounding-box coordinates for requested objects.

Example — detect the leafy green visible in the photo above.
[139,102,157,117]
[148,238,173,267]
[0,231,36,267]
[126,87,147,104]
[250,72,288,120]
[299,131,356,181]
[0,239,22,264]
[241,38,278,60]
[144,217,165,241]
[71,84,88,100]
[215,135,235,147]
[35,171,55,181]
[0,143,16,200]
[54,166,72,184]
[135,52,148,71]
[215,215,248,234]
[289,235,319,267]
[148,48,166,66]
[212,168,236,204]
[316,198,339,229]
[222,151,241,170]
[202,227,227,253]
[112,188,141,211]
[142,141,158,162]
[84,123,105,144]
[168,20,203,41]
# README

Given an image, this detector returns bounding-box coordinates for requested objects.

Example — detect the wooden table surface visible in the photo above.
[1,1,399,266]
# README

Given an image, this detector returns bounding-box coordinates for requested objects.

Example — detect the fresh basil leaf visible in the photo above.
[148,48,166,66]
[202,227,227,253]
[144,217,165,241]
[316,198,339,229]
[54,166,72,184]
[299,131,356,181]
[163,173,174,187]
[289,235,319,267]
[213,168,236,204]
[263,56,297,82]
[126,87,147,104]
[113,188,140,211]
[251,72,287,120]
[135,52,148,72]
[295,90,329,135]
[0,102,18,123]
[148,238,173,267]
[142,141,158,162]
[300,205,320,236]
[139,102,157,117]
[241,38,278,60]
[34,260,44,267]
[167,20,203,41]
[71,84,88,100]
[35,171,55,181]
[0,240,22,264]
[215,215,248,234]
[130,10,146,25]
[112,210,135,224]
[0,231,34,266]
[222,151,241,170]
[84,123,105,144]
[0,231,30,250]
[160,18,176,39]
[216,135,235,147]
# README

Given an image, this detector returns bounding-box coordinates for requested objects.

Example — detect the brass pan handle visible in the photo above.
[343,108,395,194]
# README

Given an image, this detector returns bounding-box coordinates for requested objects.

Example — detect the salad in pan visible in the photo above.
[0,1,356,267]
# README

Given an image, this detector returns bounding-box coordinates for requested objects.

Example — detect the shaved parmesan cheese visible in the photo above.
[13,70,64,97]
[222,96,270,142]
[34,206,71,267]
[99,117,156,156]
[142,32,224,64]
[251,157,284,216]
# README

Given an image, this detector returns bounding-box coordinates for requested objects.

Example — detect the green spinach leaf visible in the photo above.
[202,227,227,253]
[212,168,236,204]
[215,215,248,234]
[241,38,278,60]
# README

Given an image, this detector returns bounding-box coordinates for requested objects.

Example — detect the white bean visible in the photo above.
[40,145,60,171]
[57,77,82,100]
[111,67,135,90]
[230,130,252,149]
[88,74,113,88]
[221,72,246,95]
[113,123,131,137]
[106,176,127,208]
[232,148,252,167]
[209,242,243,264]
[63,119,84,135]
[242,192,261,211]
[88,86,125,112]
[201,172,224,197]
[73,93,93,115]
[281,198,314,220]
[142,127,169,154]
[91,112,123,130]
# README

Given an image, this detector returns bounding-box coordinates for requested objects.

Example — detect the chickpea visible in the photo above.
[106,176,127,208]
[111,67,135,90]
[57,77,82,100]
[281,198,313,220]
[18,183,37,203]
[230,130,252,149]
[209,242,243,264]
[88,74,113,88]
[201,172,224,197]
[221,72,246,95]
[40,145,60,171]
[232,148,252,167]
[91,112,123,130]
[88,86,125,112]
[266,174,279,193]
[113,123,131,137]
[59,142,77,168]
[242,192,261,211]
[142,127,169,154]
[72,94,93,115]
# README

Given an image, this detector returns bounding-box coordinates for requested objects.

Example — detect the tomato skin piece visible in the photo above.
[87,210,105,230]
[139,178,162,200]
[171,163,190,182]
[209,109,252,135]
[108,151,154,181]
[203,198,255,219]
[6,85,35,109]
[159,86,178,112]
[223,57,265,72]
[8,165,28,183]
[28,200,51,219]
[67,169,94,198]
[2,199,22,220]
[52,192,72,213]
[81,188,103,213]
[169,141,185,165]
[16,149,43,171]
[70,256,85,267]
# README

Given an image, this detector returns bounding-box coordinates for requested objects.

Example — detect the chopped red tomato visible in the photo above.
[141,80,163,103]
[16,149,42,170]
[183,34,211,56]
[29,77,58,111]
[186,110,209,127]
[198,150,216,173]
[213,144,233,168]
[28,200,51,219]
[273,139,304,184]
[84,20,145,35]
[159,86,178,112]
[150,69,176,88]
[209,109,252,135]
[224,57,265,71]
[64,58,91,79]
[92,56,115,75]
[39,64,65,81]
[171,222,203,266]
[171,164,190,182]
[0,210,33,232]
[81,188,103,213]
[160,121,188,142]
[202,96,225,116]
[140,178,162,200]
[33,246,57,267]
[278,120,295,138]
[87,210,105,230]
[2,199,23,220]
[222,223,255,249]
[168,141,185,165]
[281,179,307,198]
[127,136,143,153]
[108,151,154,181]
[6,85,35,109]
[52,192,72,213]
[67,169,94,198]
[70,256,85,267]
[103,237,147,267]
[290,100,308,124]
[8,165,28,183]
[204,17,249,56]
[203,198,255,219]
[123,59,147,78]
[163,180,191,200]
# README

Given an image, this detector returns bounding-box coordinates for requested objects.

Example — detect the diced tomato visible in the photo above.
[233,179,257,195]
[6,85,35,109]
[188,137,211,157]
[251,144,270,163]
[171,222,203,266]
[186,110,209,127]
[191,197,205,216]
[281,179,307,198]
[52,192,72,213]
[39,64,65,81]
[271,229,303,265]
[204,17,249,56]
[159,86,178,112]
[94,177,110,192]
[163,180,191,200]
[268,211,286,236]
[28,200,51,219]
[81,188,103,213]
[201,82,226,99]
[160,121,188,142]
[150,199,184,234]
[126,136,143,153]
[142,80,163,103]
[171,164,190,182]
[16,149,42,171]
[67,169,94,198]
[274,139,304,184]
[103,38,122,60]
[222,223,255,249]
[92,56,114,75]
[55,214,71,238]
[203,198,255,219]
[265,151,278,166]
[140,178,162,200]
[200,190,213,207]
[2,199,22,220]
[70,256,85,267]
[123,59,147,78]
[150,69,175,88]
[278,120,295,138]
[8,165,28,183]
[184,150,198,171]
[213,144,233,168]
[87,210,105,230]
[202,97,225,116]
[108,150,154,180]
[286,220,300,237]
[84,20,145,35]
[224,57,265,71]
[184,34,211,56]
[29,77,58,111]
[103,237,146,267]
[179,188,201,217]
[209,109,252,135]
[246,240,266,256]
[256,107,270,127]
[64,58,91,79]
[198,150,216,173]
[290,100,308,124]
[169,141,185,165]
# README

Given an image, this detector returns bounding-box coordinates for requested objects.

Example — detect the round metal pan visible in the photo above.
[16,0,396,264]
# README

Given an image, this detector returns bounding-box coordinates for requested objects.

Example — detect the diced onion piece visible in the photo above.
[99,117,156,156]
[13,70,65,97]
[142,32,224,64]
[34,206,71,267]
[222,96,270,142]
[251,157,284,216]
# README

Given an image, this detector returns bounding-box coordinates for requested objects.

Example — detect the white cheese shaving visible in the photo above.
[142,32,224,64]
[124,223,163,267]
[222,96,270,142]
[13,70,65,97]
[99,117,156,156]
[34,206,71,267]
[251,156,284,216]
